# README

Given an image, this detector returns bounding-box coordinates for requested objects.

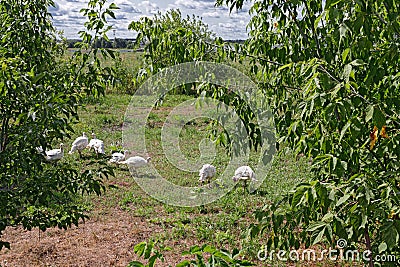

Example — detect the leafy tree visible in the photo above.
[128,10,266,154]
[0,0,117,250]
[128,0,399,264]
[128,9,226,94]
[215,0,400,264]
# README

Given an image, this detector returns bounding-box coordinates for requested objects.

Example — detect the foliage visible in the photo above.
[216,0,400,264]
[128,241,255,267]
[127,10,269,154]
[107,52,142,95]
[0,0,117,250]
[177,244,255,267]
[128,9,225,94]
[127,241,167,267]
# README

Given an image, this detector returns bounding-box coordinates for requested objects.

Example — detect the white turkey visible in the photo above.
[118,156,151,174]
[69,132,88,157]
[94,139,105,155]
[87,133,105,155]
[45,143,64,162]
[109,150,128,163]
[198,164,216,186]
[232,166,256,192]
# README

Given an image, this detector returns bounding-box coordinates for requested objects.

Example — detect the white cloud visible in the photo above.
[228,12,248,21]
[114,0,142,13]
[51,0,251,39]
[218,22,236,29]
[173,0,214,10]
[138,1,159,14]
[202,11,220,18]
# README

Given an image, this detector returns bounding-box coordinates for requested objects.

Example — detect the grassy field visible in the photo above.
[81,93,312,249]
[0,92,315,266]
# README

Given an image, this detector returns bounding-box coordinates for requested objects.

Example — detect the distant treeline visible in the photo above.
[66,38,136,49]
[66,38,245,49]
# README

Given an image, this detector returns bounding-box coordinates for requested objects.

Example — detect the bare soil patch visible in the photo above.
[0,207,193,267]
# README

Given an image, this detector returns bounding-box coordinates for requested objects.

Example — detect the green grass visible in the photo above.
[61,91,313,264]
[58,50,314,263]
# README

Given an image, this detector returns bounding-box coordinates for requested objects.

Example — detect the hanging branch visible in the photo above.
[302,0,322,58]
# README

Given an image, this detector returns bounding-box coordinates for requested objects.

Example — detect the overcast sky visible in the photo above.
[50,0,252,40]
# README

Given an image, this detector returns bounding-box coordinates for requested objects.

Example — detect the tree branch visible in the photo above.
[287,6,311,50]
[369,148,386,171]
[302,0,322,58]
[0,116,9,153]
[364,223,374,267]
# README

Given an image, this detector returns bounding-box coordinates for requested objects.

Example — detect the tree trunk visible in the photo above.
[365,223,374,267]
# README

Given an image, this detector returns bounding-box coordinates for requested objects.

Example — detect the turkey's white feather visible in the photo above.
[232,166,256,182]
[45,143,64,161]
[198,164,216,183]
[87,133,105,154]
[109,150,128,163]
[119,156,151,168]
[69,132,88,154]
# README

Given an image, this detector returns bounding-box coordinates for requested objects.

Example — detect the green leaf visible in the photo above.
[349,59,364,66]
[343,64,352,83]
[148,254,159,267]
[327,0,344,8]
[306,221,326,232]
[365,106,386,128]
[134,242,146,257]
[127,261,145,267]
[382,222,399,249]
[378,242,387,253]
[339,121,351,142]
[360,213,367,229]
[314,11,325,30]
[332,156,337,171]
[339,23,348,44]
[372,107,386,129]
[336,194,350,207]
[342,48,350,63]
[312,226,326,245]
[321,212,334,223]
[176,260,191,267]
[278,62,293,71]
[203,245,217,254]
[365,105,374,122]
[144,241,154,259]
[331,83,342,98]
[109,3,119,9]
[214,250,233,262]
[232,247,240,258]
[189,245,202,253]
[291,185,309,207]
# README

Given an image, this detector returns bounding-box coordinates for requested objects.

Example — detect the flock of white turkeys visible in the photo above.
[40,133,257,189]
[38,132,150,173]
[199,164,257,190]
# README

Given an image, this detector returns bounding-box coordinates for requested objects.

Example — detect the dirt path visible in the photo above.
[0,207,186,267]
